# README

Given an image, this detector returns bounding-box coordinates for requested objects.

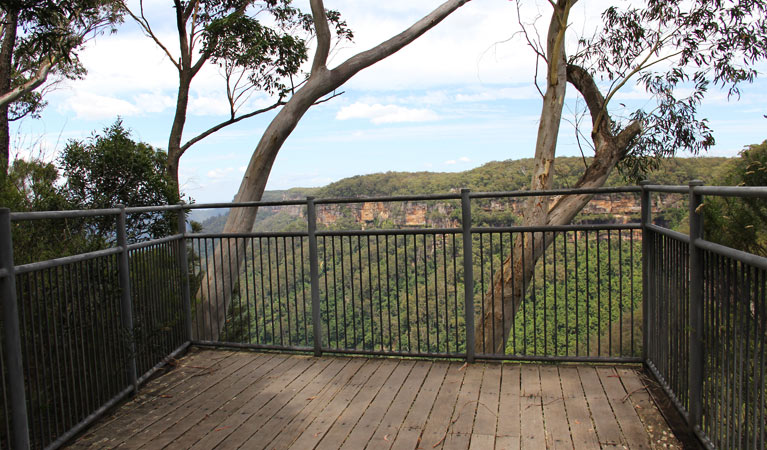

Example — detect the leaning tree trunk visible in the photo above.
[473,57,643,354]
[474,0,574,354]
[193,0,471,341]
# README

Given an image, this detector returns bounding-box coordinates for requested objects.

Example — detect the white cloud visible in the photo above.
[206,167,237,179]
[445,156,471,165]
[336,102,440,124]
[133,92,176,114]
[60,92,141,120]
[456,86,539,102]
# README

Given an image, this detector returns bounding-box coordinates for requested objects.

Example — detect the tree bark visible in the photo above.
[167,69,192,190]
[0,8,18,178]
[194,0,471,341]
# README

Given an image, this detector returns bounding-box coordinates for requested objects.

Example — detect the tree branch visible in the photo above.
[566,63,608,132]
[179,100,285,154]
[332,0,470,82]
[310,0,331,74]
[122,1,180,70]
[0,58,55,108]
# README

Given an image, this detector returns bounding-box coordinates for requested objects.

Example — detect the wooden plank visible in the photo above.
[288,358,381,449]
[263,358,366,449]
[185,356,333,449]
[389,361,449,450]
[365,361,432,448]
[315,359,401,449]
[419,362,466,449]
[616,367,681,448]
[578,366,625,447]
[336,360,416,450]
[473,363,501,438]
[187,355,318,449]
[132,353,304,449]
[539,365,573,449]
[597,366,651,449]
[558,366,600,450]
[469,433,496,450]
[442,363,483,450]
[85,351,264,448]
[519,365,545,449]
[70,349,243,448]
[495,364,520,450]
[235,357,351,448]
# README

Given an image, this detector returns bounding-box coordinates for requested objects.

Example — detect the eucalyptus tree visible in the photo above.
[196,0,471,340]
[121,0,351,191]
[476,0,767,353]
[0,0,121,177]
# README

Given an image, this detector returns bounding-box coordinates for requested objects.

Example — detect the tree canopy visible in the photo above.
[0,0,121,177]
[59,118,182,241]
[703,140,767,256]
[122,0,352,191]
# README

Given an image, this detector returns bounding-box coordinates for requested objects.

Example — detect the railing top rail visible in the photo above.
[11,207,122,221]
[641,185,688,194]
[14,246,123,275]
[314,193,462,204]
[184,199,308,210]
[473,223,641,233]
[470,186,642,198]
[9,185,762,222]
[693,185,767,198]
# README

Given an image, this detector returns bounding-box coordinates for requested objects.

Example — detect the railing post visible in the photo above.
[639,180,652,363]
[461,189,475,363]
[307,197,322,356]
[176,203,193,342]
[0,209,31,450]
[117,205,138,394]
[688,180,704,430]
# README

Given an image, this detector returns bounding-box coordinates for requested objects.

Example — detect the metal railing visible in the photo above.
[0,184,765,449]
[643,182,767,450]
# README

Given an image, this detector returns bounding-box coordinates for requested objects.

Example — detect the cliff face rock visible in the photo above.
[302,194,650,228]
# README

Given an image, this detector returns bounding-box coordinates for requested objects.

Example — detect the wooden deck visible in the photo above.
[67,348,681,449]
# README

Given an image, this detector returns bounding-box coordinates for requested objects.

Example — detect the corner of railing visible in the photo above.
[460,189,475,363]
[687,180,705,429]
[117,204,139,395]
[0,208,31,449]
[177,202,193,343]
[306,196,323,357]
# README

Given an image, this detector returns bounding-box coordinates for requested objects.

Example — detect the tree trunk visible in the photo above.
[166,66,192,192]
[0,8,18,178]
[473,58,643,355]
[474,0,573,354]
[193,0,471,341]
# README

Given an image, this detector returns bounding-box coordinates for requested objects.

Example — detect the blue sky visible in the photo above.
[10,0,767,204]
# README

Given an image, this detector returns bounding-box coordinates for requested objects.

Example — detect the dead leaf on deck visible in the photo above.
[458,362,468,371]
[384,434,389,441]
[307,396,317,400]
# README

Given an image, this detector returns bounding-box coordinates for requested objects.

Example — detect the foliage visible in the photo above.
[0,158,101,264]
[575,0,767,179]
[58,118,182,242]
[703,140,767,256]
[1,0,122,177]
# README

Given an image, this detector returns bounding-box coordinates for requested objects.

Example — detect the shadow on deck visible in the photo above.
[66,348,682,449]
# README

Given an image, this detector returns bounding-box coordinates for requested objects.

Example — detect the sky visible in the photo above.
[11,0,767,204]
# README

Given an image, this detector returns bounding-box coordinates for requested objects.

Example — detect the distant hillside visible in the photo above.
[197,156,733,233]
